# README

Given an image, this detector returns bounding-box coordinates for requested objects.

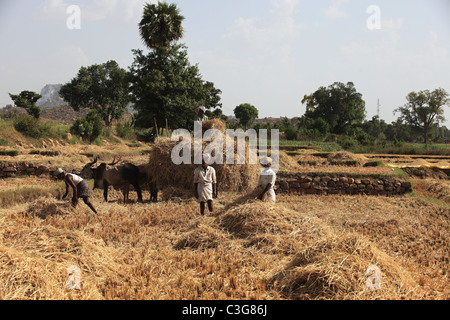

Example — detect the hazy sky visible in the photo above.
[1,0,449,126]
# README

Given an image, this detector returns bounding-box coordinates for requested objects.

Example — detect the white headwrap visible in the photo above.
[202,153,212,164]
[260,157,272,166]
[196,107,206,115]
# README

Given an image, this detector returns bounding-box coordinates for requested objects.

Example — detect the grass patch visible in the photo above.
[0,185,62,208]
[407,192,450,210]
[0,138,9,146]
[349,142,450,156]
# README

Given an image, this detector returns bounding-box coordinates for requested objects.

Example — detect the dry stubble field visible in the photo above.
[0,143,448,300]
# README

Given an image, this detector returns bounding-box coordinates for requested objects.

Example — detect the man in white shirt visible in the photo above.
[194,153,217,216]
[53,168,98,214]
[257,157,277,203]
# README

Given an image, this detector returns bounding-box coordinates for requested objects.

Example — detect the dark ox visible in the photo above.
[81,157,142,203]
[81,157,158,203]
[137,164,158,203]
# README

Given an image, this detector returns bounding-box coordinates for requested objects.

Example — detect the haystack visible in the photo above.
[218,202,295,238]
[327,151,367,166]
[269,233,419,300]
[216,201,332,254]
[147,131,260,193]
[174,224,230,250]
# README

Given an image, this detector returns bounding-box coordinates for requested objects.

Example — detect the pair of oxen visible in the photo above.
[80,156,158,203]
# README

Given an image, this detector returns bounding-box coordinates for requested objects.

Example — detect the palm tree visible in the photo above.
[139,2,185,52]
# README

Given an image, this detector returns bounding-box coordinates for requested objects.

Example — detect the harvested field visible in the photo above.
[0,185,448,300]
[0,145,448,300]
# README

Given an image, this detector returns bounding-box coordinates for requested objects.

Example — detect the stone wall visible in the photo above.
[0,162,52,178]
[275,173,412,196]
[0,162,414,197]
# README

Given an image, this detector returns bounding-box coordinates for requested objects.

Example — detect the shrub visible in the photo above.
[339,137,357,149]
[116,121,136,140]
[13,114,44,138]
[284,126,298,141]
[70,111,104,142]
[136,128,156,143]
[356,131,375,146]
[12,114,68,139]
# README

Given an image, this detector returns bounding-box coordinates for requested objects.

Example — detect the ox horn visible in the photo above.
[89,156,99,166]
[109,156,122,166]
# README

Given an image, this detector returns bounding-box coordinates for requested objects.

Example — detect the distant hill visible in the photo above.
[0,105,89,124]
[36,84,68,109]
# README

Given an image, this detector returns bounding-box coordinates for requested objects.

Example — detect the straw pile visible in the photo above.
[219,202,296,238]
[25,197,75,219]
[269,233,418,300]
[202,119,227,133]
[327,151,367,166]
[147,134,260,193]
[278,151,301,172]
[0,199,127,300]
[216,201,332,255]
[426,181,450,204]
[174,224,230,250]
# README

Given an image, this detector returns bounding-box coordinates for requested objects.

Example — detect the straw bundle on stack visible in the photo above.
[147,132,260,193]
[202,119,227,133]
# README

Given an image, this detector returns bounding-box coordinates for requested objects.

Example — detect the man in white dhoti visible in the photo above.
[194,153,217,216]
[257,157,277,203]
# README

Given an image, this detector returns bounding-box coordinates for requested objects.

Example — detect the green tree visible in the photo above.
[362,116,388,141]
[385,120,420,143]
[395,88,450,145]
[130,2,221,131]
[139,2,184,53]
[306,117,330,136]
[302,82,366,134]
[60,60,130,127]
[129,45,222,130]
[9,90,42,119]
[234,103,259,129]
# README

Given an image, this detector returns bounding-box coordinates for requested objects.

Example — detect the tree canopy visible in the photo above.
[9,90,42,119]
[129,45,222,130]
[130,2,221,131]
[59,60,130,127]
[395,88,449,144]
[139,2,184,53]
[234,103,259,129]
[302,82,366,134]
